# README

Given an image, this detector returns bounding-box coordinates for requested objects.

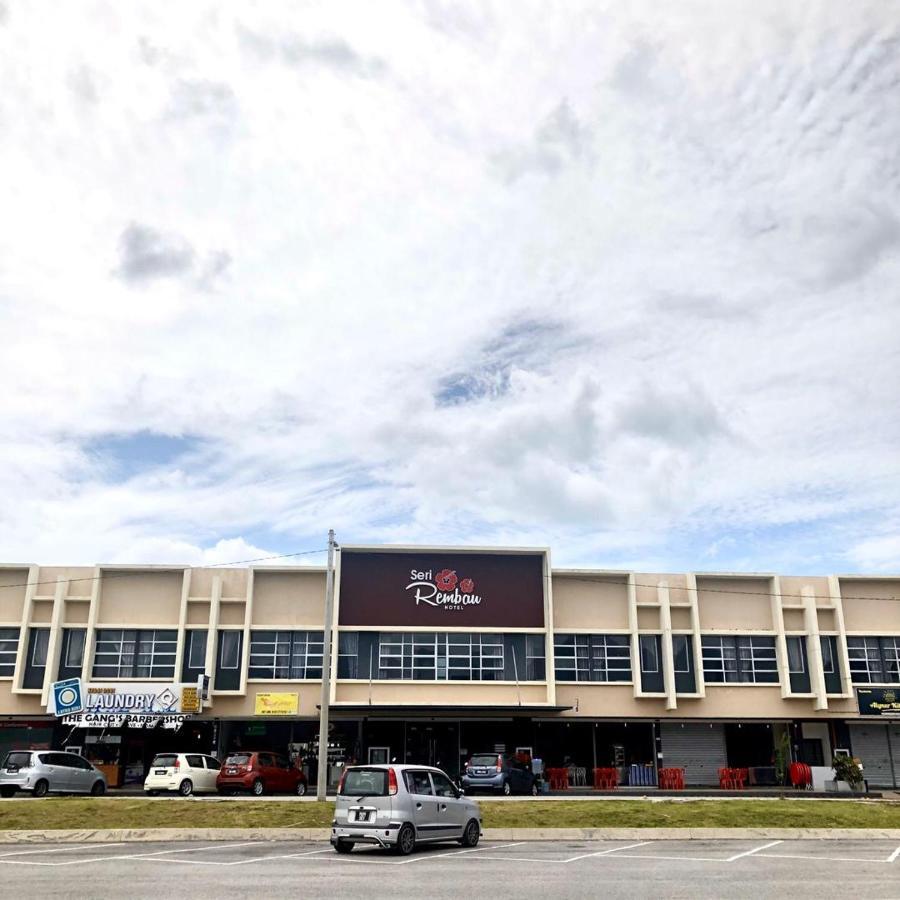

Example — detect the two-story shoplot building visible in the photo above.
[1,546,898,788]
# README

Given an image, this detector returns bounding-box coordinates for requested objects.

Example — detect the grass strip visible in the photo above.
[0,798,899,832]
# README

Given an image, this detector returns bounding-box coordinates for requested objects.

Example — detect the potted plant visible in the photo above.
[831,755,865,792]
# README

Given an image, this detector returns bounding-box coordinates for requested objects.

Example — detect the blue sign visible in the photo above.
[52,678,84,716]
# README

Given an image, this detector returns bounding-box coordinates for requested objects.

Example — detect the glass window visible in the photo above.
[341,768,388,796]
[64,629,86,669]
[701,636,778,684]
[640,635,659,673]
[524,634,546,680]
[430,771,457,797]
[554,634,631,682]
[820,636,834,674]
[93,629,176,678]
[0,628,20,677]
[787,637,806,674]
[847,637,886,683]
[186,755,204,769]
[248,631,324,679]
[220,632,242,670]
[375,633,507,682]
[405,770,434,796]
[338,632,359,679]
[673,635,691,673]
[881,638,900,682]
[31,629,50,667]
[205,757,221,770]
[187,631,208,670]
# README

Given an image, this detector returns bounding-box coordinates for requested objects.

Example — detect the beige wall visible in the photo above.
[779,576,830,605]
[840,579,900,632]
[98,570,183,625]
[334,682,548,707]
[251,571,326,628]
[551,576,629,630]
[0,569,28,623]
[697,577,774,631]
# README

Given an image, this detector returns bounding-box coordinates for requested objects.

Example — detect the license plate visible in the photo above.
[155,769,167,775]
[226,768,236,774]
[354,811,370,822]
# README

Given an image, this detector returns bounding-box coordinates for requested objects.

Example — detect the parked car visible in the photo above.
[331,764,481,855]
[0,750,107,798]
[144,753,222,796]
[216,751,308,796]
[460,752,539,795]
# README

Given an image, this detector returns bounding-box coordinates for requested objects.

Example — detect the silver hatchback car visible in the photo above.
[0,750,107,798]
[331,764,481,855]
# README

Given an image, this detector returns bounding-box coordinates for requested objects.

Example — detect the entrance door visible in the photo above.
[405,723,459,776]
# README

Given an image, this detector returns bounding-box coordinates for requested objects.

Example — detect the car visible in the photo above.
[0,750,107,798]
[460,752,540,796]
[216,751,308,796]
[331,764,482,856]
[144,753,222,796]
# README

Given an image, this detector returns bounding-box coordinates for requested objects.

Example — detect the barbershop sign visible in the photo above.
[49,679,198,729]
[338,549,546,628]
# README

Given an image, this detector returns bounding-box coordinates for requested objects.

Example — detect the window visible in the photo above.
[820,636,834,674]
[219,632,242,670]
[186,755,204,769]
[248,631,324,679]
[377,632,506,681]
[64,630,85,669]
[701,636,778,684]
[338,632,358,679]
[186,631,208,670]
[204,757,221,770]
[640,635,659,673]
[787,637,806,674]
[92,629,176,678]
[340,768,388,796]
[430,771,457,797]
[848,637,900,684]
[0,629,19,677]
[673,635,691,673]
[404,770,433,796]
[31,629,49,667]
[525,634,546,681]
[554,634,631,682]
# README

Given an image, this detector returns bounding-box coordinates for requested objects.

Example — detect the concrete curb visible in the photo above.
[1,826,900,844]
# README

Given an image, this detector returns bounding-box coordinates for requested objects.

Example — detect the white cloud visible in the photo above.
[0,1,898,573]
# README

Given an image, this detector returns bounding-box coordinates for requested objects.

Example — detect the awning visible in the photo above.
[323,705,572,717]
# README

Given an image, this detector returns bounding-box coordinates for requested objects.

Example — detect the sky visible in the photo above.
[1,0,899,575]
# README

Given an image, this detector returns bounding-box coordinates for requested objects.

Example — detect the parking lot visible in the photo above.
[0,838,896,898]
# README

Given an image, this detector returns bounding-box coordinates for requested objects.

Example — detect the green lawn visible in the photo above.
[0,798,898,831]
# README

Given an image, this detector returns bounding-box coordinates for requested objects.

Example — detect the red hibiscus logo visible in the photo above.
[459,577,475,593]
[435,569,458,591]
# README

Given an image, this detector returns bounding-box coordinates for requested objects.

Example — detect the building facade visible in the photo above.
[1,546,899,788]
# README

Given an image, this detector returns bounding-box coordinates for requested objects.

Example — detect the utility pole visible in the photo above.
[316,529,337,801]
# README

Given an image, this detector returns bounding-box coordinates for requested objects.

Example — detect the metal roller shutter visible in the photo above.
[849,723,899,788]
[660,722,727,786]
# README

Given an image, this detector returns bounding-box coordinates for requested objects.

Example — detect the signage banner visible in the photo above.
[48,680,200,727]
[51,678,84,716]
[338,550,546,627]
[255,692,299,716]
[857,688,900,717]
[62,712,188,729]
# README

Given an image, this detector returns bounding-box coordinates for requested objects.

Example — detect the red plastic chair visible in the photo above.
[593,767,618,790]
[718,767,734,789]
[733,768,748,790]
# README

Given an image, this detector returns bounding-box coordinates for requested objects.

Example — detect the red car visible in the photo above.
[216,751,308,796]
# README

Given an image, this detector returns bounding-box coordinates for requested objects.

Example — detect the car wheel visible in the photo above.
[251,778,264,796]
[0,786,16,798]
[32,779,49,798]
[394,823,416,856]
[145,790,159,797]
[295,781,307,797]
[333,839,353,854]
[91,780,106,796]
[179,779,193,797]
[501,780,511,796]
[531,782,539,796]
[459,818,480,848]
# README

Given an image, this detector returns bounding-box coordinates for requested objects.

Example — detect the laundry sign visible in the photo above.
[49,680,200,727]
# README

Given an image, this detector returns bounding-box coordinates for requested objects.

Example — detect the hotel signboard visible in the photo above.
[857,688,900,717]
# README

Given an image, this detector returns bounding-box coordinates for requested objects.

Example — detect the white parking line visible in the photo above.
[564,841,654,863]
[0,844,126,859]
[726,840,783,862]
[0,841,262,868]
[755,853,890,864]
[888,845,900,863]
[394,841,527,866]
[609,854,725,863]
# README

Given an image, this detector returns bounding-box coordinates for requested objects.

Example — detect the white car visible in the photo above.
[143,753,221,796]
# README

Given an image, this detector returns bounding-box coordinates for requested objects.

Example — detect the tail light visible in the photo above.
[174,758,181,770]
[496,755,503,773]
[388,767,398,795]
[465,759,471,770]
[337,769,347,794]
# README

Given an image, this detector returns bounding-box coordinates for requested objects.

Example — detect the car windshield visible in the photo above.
[3,752,32,769]
[340,768,389,796]
[470,755,500,766]
[225,754,251,766]
[151,754,178,768]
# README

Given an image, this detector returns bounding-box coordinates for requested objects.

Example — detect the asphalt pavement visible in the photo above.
[0,838,897,899]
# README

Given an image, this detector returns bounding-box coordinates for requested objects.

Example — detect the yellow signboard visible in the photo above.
[254,692,299,716]
[180,686,201,714]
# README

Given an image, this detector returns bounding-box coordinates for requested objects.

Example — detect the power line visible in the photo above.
[0,548,328,591]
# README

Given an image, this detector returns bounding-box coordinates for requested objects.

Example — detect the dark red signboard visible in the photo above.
[338,550,546,628]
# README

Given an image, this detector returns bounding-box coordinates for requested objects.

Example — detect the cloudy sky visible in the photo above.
[1,1,899,574]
